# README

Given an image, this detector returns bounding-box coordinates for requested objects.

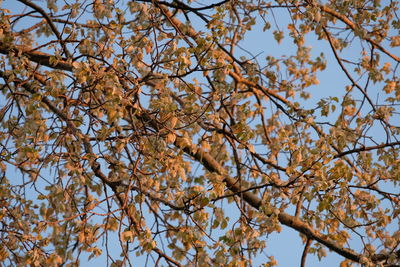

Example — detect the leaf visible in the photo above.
[273,30,284,44]
[121,231,134,242]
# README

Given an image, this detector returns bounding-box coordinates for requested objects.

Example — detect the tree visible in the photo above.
[0,0,399,266]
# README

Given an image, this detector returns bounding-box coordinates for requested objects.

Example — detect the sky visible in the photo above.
[1,0,398,266]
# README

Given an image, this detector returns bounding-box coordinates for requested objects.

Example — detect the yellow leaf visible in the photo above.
[169,116,178,128]
[166,133,176,144]
[121,231,134,241]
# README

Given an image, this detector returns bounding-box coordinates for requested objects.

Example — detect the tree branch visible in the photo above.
[301,238,312,267]
[17,0,71,58]
[318,4,400,62]
[0,41,72,71]
[334,141,400,158]
[0,70,183,267]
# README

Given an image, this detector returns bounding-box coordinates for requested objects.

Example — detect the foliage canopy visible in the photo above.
[0,0,400,266]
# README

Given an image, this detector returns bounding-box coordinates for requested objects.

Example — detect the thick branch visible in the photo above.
[0,42,72,71]
[175,138,365,263]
